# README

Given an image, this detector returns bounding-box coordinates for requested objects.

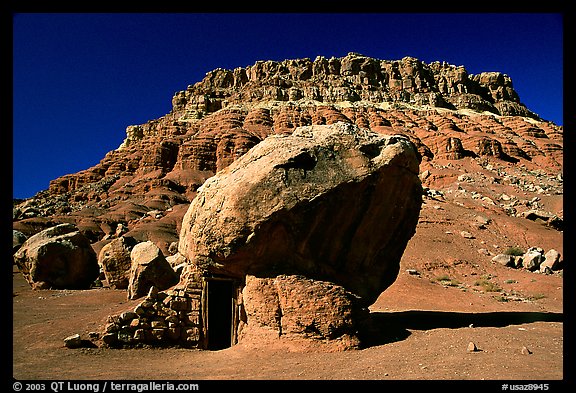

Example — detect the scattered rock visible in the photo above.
[88,332,100,340]
[521,346,532,355]
[168,241,179,255]
[166,252,187,268]
[512,255,524,269]
[64,334,82,349]
[522,247,544,272]
[115,223,128,237]
[492,254,515,267]
[467,341,479,352]
[540,249,562,272]
[423,187,445,199]
[521,210,563,231]
[477,248,492,256]
[473,215,491,228]
[490,247,562,274]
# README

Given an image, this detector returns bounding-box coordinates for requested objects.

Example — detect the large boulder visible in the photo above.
[98,236,138,289]
[13,223,99,289]
[127,241,179,300]
[179,122,422,306]
[241,274,368,347]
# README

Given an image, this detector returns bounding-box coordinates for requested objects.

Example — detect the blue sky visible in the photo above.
[12,13,564,199]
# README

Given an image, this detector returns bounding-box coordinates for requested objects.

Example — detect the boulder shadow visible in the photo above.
[359,310,563,348]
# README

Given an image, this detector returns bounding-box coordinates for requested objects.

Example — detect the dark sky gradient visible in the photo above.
[12,13,564,199]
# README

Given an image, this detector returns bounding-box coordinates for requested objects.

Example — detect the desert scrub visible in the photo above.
[504,246,525,256]
[494,295,509,302]
[474,279,502,292]
[435,275,461,287]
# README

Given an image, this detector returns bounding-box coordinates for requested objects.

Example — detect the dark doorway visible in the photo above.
[206,279,234,350]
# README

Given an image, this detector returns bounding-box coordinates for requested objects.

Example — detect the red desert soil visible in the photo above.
[12,265,563,381]
[13,186,564,381]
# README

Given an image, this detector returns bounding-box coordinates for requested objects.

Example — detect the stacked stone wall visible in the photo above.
[101,279,203,348]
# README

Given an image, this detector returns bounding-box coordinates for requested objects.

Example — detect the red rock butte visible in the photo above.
[13,53,563,350]
[14,53,562,255]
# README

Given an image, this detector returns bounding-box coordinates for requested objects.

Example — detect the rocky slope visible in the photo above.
[13,53,563,260]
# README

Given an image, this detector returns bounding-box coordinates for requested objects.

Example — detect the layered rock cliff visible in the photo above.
[13,53,563,255]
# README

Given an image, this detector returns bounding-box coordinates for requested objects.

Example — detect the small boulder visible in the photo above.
[13,230,28,254]
[166,252,187,268]
[522,247,544,271]
[521,346,532,355]
[540,249,562,272]
[491,254,514,267]
[467,341,479,352]
[98,236,137,289]
[64,334,82,349]
[127,241,179,300]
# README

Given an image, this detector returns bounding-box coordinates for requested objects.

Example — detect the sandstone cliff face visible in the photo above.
[13,53,563,258]
[172,54,535,121]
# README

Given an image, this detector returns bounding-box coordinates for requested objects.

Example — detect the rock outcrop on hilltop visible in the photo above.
[171,54,536,120]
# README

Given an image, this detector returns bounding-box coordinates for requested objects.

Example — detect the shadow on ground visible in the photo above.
[360,310,563,348]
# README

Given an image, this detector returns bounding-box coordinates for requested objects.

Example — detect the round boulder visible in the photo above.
[13,223,100,289]
[127,241,179,300]
[13,230,28,254]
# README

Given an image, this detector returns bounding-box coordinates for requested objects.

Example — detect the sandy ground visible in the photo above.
[12,260,564,383]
